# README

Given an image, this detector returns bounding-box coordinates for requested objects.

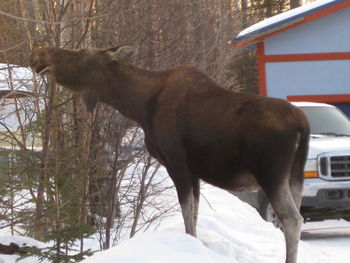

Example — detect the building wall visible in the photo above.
[265,60,350,98]
[260,6,350,105]
[264,7,350,55]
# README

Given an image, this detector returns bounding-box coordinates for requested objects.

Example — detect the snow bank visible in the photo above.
[82,231,229,263]
[0,235,45,248]
[1,183,348,262]
[0,235,47,263]
[81,185,337,263]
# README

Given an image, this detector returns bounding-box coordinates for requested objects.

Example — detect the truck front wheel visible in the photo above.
[259,197,283,229]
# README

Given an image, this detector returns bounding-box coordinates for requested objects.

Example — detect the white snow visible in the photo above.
[0,63,43,132]
[1,184,349,262]
[0,235,47,263]
[302,220,350,262]
[0,64,34,92]
[80,185,348,263]
[291,101,335,108]
[236,0,339,39]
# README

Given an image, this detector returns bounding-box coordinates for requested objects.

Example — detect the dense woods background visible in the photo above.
[0,0,304,261]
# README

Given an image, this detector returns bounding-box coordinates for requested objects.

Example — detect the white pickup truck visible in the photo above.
[236,102,350,226]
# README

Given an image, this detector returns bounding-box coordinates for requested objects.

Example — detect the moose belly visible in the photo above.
[185,139,260,191]
[224,171,260,192]
[204,171,259,192]
[192,162,260,192]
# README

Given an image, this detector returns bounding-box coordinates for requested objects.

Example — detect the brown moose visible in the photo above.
[29,45,309,263]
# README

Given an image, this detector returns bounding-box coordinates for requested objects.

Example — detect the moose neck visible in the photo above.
[99,62,167,128]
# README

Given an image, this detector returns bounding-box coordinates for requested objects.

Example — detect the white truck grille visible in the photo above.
[319,153,350,180]
[330,156,350,178]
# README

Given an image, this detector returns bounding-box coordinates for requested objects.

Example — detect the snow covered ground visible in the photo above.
[0,235,47,263]
[80,185,350,263]
[2,183,349,263]
[301,219,350,262]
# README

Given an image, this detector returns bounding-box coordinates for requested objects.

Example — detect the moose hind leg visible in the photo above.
[267,183,303,263]
[289,174,303,211]
[290,135,308,210]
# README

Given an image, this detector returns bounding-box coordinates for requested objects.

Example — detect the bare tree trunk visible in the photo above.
[241,0,248,28]
[34,77,57,240]
[104,133,123,249]
[130,157,160,238]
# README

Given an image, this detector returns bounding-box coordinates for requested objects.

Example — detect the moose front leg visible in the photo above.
[167,166,198,237]
[179,188,197,237]
[193,178,200,229]
[180,177,200,236]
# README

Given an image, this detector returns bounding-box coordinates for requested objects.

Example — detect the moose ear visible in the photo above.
[106,45,136,61]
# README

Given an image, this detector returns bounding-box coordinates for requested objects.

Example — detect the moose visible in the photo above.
[29,45,309,263]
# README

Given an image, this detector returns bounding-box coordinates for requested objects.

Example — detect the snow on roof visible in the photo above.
[292,101,335,107]
[232,0,348,45]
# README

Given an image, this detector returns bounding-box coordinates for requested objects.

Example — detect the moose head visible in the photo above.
[29,45,136,112]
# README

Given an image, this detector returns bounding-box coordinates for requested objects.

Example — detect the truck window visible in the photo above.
[300,107,350,135]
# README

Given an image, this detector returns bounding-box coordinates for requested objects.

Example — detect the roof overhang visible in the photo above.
[232,0,350,48]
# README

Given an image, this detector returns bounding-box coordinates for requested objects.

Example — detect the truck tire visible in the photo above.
[259,196,283,229]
